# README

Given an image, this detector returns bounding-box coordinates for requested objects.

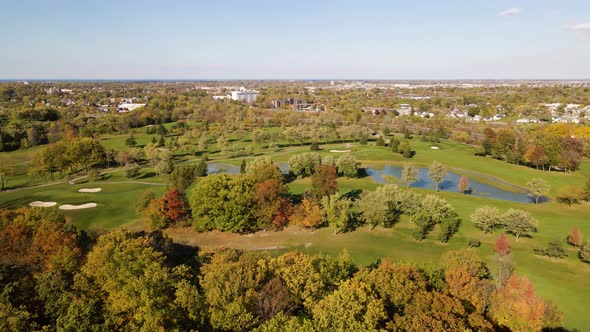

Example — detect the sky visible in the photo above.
[1,0,590,80]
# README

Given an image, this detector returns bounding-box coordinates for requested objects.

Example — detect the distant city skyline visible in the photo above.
[1,0,590,79]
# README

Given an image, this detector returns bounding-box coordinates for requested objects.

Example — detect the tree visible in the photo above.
[580,242,590,263]
[0,164,12,191]
[458,175,469,193]
[135,190,155,213]
[399,140,412,158]
[169,165,197,191]
[557,185,584,207]
[503,209,538,240]
[195,157,208,177]
[125,134,136,147]
[189,174,258,233]
[494,234,511,256]
[375,135,385,146]
[155,159,173,175]
[428,161,447,192]
[526,178,549,204]
[321,194,354,234]
[584,178,590,202]
[411,194,460,242]
[310,142,320,151]
[390,136,400,153]
[489,275,557,332]
[357,184,402,230]
[288,153,321,177]
[567,227,582,247]
[336,154,358,178]
[161,188,190,224]
[310,165,338,198]
[240,159,247,174]
[254,179,292,230]
[245,156,282,184]
[312,278,386,331]
[471,206,502,234]
[401,164,418,187]
[124,162,140,178]
[290,198,323,230]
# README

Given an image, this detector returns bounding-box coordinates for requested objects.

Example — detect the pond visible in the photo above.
[207,162,290,175]
[365,165,531,203]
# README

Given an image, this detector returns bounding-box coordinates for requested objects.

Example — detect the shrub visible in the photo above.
[533,241,568,259]
[310,142,320,151]
[467,239,481,248]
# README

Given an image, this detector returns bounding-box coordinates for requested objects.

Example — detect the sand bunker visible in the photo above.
[78,188,102,193]
[329,149,351,153]
[430,146,440,150]
[59,203,97,210]
[29,201,57,208]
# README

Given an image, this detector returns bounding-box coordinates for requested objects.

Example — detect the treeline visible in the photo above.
[0,207,563,331]
[478,124,588,173]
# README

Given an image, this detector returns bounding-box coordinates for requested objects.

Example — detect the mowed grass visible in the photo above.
[0,178,166,231]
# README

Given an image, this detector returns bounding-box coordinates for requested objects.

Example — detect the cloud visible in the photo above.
[497,8,521,17]
[565,23,590,31]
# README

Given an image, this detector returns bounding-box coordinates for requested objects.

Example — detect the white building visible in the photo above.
[230,87,259,103]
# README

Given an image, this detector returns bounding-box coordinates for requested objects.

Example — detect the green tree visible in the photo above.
[583,178,590,202]
[336,154,358,178]
[125,133,136,147]
[556,185,584,207]
[503,209,538,240]
[321,194,354,234]
[428,161,447,192]
[357,184,402,230]
[189,174,257,233]
[401,164,418,187]
[195,157,208,177]
[0,164,12,191]
[124,162,140,178]
[390,136,400,153]
[580,242,590,263]
[375,136,385,146]
[245,156,282,184]
[411,194,460,242]
[526,178,549,204]
[471,206,503,234]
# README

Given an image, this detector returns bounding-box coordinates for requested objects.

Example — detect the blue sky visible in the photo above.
[1,0,590,79]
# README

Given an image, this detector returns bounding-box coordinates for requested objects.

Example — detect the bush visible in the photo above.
[310,142,320,151]
[533,241,568,259]
[124,162,140,178]
[580,242,590,263]
[88,169,102,181]
[375,136,385,146]
[467,239,481,248]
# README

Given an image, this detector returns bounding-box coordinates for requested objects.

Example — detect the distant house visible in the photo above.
[398,104,412,116]
[117,103,146,113]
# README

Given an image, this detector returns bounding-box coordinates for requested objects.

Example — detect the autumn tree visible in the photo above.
[557,185,584,207]
[503,209,538,240]
[401,164,419,187]
[310,165,337,198]
[428,161,447,192]
[489,275,561,331]
[471,206,502,234]
[458,175,470,193]
[494,234,511,256]
[567,227,582,247]
[254,178,292,230]
[527,178,549,204]
[290,198,323,230]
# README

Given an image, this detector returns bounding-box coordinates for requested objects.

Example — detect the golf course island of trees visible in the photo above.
[1,81,590,331]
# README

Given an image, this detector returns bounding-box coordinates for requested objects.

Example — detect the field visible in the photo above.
[1,129,590,329]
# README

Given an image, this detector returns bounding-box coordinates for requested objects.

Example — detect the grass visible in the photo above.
[1,127,590,329]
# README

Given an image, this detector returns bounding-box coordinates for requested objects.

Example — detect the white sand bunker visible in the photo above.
[78,188,102,193]
[59,203,97,210]
[330,149,351,153]
[29,201,57,208]
[430,146,440,150]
